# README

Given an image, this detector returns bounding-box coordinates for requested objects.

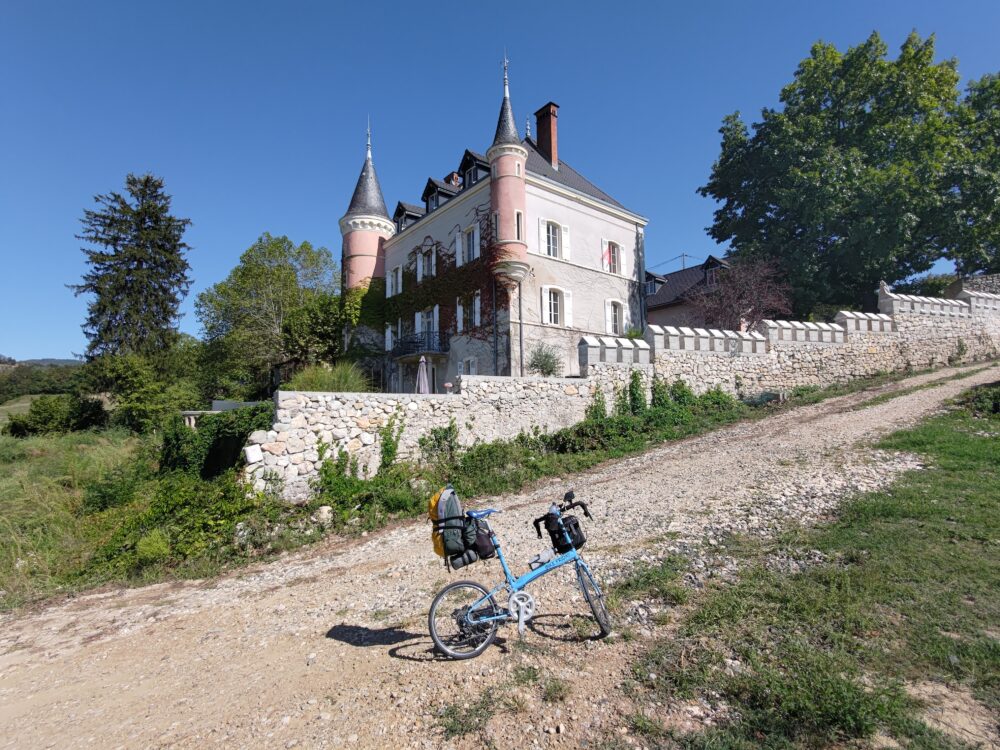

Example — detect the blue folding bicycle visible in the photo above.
[428,491,612,659]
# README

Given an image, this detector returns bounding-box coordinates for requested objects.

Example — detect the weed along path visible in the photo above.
[0,363,997,750]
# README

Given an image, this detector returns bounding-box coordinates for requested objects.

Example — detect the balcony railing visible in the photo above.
[391,330,450,358]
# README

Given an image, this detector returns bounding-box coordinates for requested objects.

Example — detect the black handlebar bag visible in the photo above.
[544,513,586,553]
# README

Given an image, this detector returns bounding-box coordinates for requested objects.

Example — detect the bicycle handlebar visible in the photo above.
[532,497,593,538]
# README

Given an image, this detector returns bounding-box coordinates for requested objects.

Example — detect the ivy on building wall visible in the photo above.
[382,202,508,343]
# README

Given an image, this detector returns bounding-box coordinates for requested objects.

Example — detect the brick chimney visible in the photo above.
[443,171,461,187]
[534,102,559,170]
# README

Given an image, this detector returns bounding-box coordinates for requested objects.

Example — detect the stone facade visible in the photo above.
[244,285,1000,502]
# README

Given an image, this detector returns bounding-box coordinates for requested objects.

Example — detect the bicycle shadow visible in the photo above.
[526,613,603,643]
[325,623,422,647]
[325,623,511,662]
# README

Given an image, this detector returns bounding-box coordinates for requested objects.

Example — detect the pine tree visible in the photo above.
[71,174,192,358]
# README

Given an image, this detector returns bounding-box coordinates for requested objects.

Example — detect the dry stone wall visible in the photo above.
[244,284,1000,502]
[243,364,641,503]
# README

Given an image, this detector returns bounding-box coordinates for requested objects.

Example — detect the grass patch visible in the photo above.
[609,555,689,610]
[437,691,496,738]
[542,677,571,702]
[0,394,38,426]
[627,383,1000,748]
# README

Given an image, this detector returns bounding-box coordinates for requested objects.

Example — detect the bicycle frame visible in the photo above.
[464,515,590,625]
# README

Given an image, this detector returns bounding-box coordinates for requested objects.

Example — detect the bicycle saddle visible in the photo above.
[466,508,501,519]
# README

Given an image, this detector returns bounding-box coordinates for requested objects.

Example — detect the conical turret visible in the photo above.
[487,58,529,289]
[340,125,395,291]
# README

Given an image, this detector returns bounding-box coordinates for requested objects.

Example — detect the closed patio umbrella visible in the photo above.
[416,356,430,394]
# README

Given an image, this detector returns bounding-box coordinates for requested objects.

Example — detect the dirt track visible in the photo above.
[1,364,997,749]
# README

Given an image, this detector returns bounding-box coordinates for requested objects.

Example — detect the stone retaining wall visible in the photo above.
[243,364,643,502]
[244,284,1000,502]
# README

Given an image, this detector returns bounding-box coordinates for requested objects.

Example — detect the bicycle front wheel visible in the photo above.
[428,580,501,659]
[576,562,612,637]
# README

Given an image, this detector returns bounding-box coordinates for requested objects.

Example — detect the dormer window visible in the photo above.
[465,169,477,186]
[428,194,438,212]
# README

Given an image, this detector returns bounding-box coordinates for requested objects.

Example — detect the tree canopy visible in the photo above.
[195,233,338,397]
[699,32,998,313]
[71,174,192,357]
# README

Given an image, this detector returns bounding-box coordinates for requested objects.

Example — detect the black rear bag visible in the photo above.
[545,513,586,554]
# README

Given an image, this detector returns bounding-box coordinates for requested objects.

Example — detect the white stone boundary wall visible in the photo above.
[242,365,641,503]
[244,284,1000,503]
[958,289,1000,315]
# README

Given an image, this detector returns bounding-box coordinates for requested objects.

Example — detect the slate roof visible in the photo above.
[522,137,629,211]
[345,152,389,219]
[421,178,461,201]
[393,201,425,219]
[491,91,521,147]
[646,256,730,309]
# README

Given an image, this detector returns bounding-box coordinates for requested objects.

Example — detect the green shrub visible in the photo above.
[378,412,403,472]
[961,381,1000,417]
[159,402,275,478]
[527,343,561,377]
[628,370,647,415]
[668,379,698,407]
[286,362,370,392]
[650,376,671,409]
[585,389,607,421]
[83,456,155,513]
[3,394,107,437]
[418,419,459,472]
[87,469,267,575]
[696,387,743,416]
[613,386,631,418]
[136,528,171,566]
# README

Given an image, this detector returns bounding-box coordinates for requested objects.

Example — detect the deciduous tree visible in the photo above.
[699,33,962,313]
[682,258,792,330]
[195,233,338,396]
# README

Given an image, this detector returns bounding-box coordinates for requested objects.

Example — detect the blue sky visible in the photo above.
[1,0,997,360]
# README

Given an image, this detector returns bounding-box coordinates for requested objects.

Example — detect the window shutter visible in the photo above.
[605,300,613,334]
[414,311,422,333]
[561,225,571,260]
[398,268,403,294]
[455,230,463,267]
[456,299,464,333]
[416,254,423,283]
[458,360,464,375]
[538,218,546,255]
[601,239,610,272]
[473,292,481,327]
[564,289,574,327]
[540,285,550,325]
[473,223,481,259]
[433,304,439,333]
[385,326,392,352]
[623,300,631,331]
[469,358,477,375]
[386,271,392,298]
[431,249,436,276]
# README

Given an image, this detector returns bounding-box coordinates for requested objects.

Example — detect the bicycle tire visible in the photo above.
[576,562,612,637]
[428,580,501,659]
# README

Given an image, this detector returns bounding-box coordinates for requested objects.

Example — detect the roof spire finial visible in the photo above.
[366,116,372,161]
[503,51,509,99]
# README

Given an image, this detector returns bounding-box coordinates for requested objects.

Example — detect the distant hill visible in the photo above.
[17,359,82,367]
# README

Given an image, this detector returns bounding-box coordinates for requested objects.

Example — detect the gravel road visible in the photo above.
[0,363,996,750]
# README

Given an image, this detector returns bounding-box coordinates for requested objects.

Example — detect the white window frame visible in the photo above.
[540,285,572,328]
[515,211,523,241]
[545,221,560,258]
[515,162,521,177]
[463,227,475,265]
[605,298,629,336]
[608,242,621,275]
[387,265,402,297]
[462,357,478,376]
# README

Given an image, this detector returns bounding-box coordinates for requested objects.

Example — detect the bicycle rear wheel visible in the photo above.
[428,580,501,659]
[576,562,612,637]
